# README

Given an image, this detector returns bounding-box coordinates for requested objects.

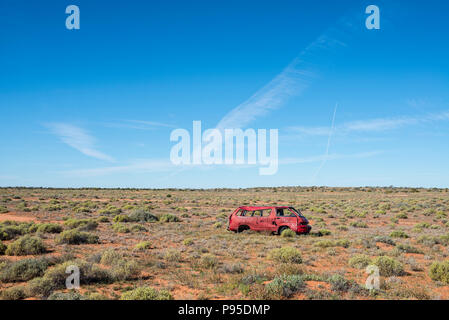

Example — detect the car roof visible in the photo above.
[238,206,291,210]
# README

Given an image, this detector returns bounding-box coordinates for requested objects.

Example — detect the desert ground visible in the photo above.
[1,187,449,300]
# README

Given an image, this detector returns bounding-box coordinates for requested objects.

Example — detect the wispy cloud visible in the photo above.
[46,123,114,162]
[104,120,176,131]
[288,110,449,137]
[215,17,357,131]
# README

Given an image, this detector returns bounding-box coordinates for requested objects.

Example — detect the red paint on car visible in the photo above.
[228,206,311,235]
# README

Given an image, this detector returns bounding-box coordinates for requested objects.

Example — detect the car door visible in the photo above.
[258,208,277,232]
[274,208,298,230]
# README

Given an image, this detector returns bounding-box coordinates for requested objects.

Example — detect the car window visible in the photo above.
[235,209,244,216]
[261,209,272,217]
[277,208,296,217]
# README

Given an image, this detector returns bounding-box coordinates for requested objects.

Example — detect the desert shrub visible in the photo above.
[135,241,151,250]
[315,239,350,248]
[373,235,395,246]
[350,221,368,228]
[219,263,244,274]
[129,208,158,222]
[318,229,331,236]
[113,214,131,223]
[390,230,409,238]
[110,259,140,281]
[213,222,223,229]
[396,213,408,219]
[429,261,449,284]
[96,216,109,223]
[0,206,9,214]
[0,221,34,240]
[372,256,404,276]
[0,241,6,255]
[183,238,193,246]
[199,253,218,269]
[112,223,131,233]
[395,244,423,254]
[280,228,296,238]
[26,260,112,298]
[48,291,85,300]
[100,249,123,265]
[268,247,302,264]
[265,274,305,298]
[120,286,173,300]
[328,274,351,292]
[47,260,111,284]
[348,254,371,269]
[64,219,98,231]
[164,249,182,262]
[0,258,48,282]
[1,286,26,300]
[25,277,56,297]
[98,205,121,215]
[159,214,181,223]
[56,230,99,245]
[5,235,46,256]
[30,223,63,234]
[130,224,147,232]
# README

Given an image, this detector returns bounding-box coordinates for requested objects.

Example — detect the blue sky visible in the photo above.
[0,0,448,188]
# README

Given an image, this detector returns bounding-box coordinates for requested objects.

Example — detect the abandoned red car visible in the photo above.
[228,206,311,235]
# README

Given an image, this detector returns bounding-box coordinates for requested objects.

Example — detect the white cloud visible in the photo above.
[215,18,355,131]
[287,110,449,137]
[47,123,114,162]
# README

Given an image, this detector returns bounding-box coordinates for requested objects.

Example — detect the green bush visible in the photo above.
[120,286,173,300]
[135,241,151,250]
[1,286,26,300]
[130,224,147,233]
[100,249,123,265]
[5,235,46,256]
[56,229,99,245]
[348,254,371,269]
[315,239,350,248]
[112,223,131,233]
[200,254,218,269]
[99,249,140,281]
[390,230,409,238]
[265,275,305,298]
[0,206,9,214]
[280,228,296,238]
[97,205,122,215]
[429,261,449,284]
[268,247,302,264]
[159,214,181,223]
[0,258,48,282]
[395,244,423,254]
[47,291,85,300]
[64,219,98,231]
[0,221,34,240]
[113,214,132,223]
[328,274,351,292]
[350,221,368,228]
[372,256,404,276]
[30,223,63,234]
[0,241,6,255]
[129,208,158,222]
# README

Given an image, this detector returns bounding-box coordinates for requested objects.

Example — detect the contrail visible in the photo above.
[312,102,338,182]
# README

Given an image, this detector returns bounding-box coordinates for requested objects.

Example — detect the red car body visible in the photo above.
[228,206,311,235]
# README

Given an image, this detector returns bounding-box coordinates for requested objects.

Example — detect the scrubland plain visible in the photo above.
[1,187,449,300]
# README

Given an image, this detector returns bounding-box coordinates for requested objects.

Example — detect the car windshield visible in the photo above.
[289,207,304,217]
